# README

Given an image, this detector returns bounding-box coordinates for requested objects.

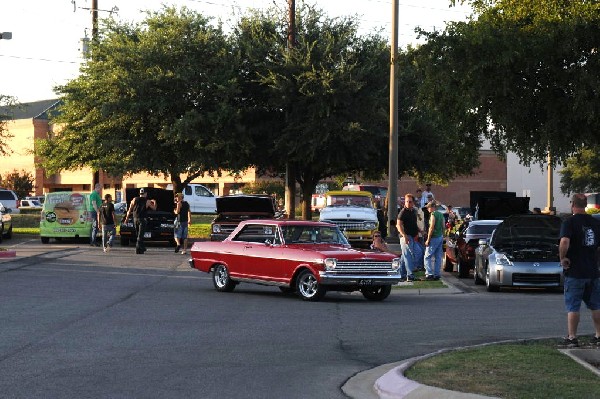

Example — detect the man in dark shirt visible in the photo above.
[397,194,419,282]
[99,193,116,252]
[559,193,600,348]
[123,188,157,254]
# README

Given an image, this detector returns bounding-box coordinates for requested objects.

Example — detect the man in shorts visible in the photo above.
[559,193,600,348]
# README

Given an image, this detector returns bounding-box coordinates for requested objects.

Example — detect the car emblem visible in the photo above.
[347,214,350,218]
[533,262,540,267]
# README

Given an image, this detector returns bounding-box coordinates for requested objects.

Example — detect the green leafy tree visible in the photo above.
[559,146,600,195]
[0,95,18,156]
[35,7,244,194]
[1,169,34,198]
[419,0,600,166]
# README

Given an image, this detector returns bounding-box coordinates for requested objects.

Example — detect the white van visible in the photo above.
[182,184,217,214]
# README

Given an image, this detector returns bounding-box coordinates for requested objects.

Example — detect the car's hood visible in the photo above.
[125,187,174,213]
[476,197,530,220]
[284,244,397,260]
[216,195,275,215]
[492,215,561,246]
[319,206,377,221]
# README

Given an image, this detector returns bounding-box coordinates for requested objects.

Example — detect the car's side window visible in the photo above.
[195,186,212,197]
[233,224,277,244]
[184,186,192,196]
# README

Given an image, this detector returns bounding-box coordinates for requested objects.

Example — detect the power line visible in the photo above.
[0,54,79,64]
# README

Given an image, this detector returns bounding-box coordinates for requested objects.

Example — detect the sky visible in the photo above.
[0,0,471,103]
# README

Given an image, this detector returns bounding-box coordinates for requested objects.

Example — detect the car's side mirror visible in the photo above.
[264,239,272,246]
[0,206,6,213]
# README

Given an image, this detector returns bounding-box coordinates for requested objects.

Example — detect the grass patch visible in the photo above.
[393,270,446,289]
[406,339,599,399]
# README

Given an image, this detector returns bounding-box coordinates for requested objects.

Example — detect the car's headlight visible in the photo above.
[212,224,221,233]
[363,221,377,230]
[495,253,512,266]
[324,258,337,271]
[391,258,401,271]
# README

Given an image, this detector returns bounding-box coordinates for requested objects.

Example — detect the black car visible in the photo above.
[119,187,176,246]
[0,201,13,243]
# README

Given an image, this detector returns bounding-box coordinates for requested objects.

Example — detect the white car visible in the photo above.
[319,191,378,247]
[0,189,20,213]
[19,199,43,210]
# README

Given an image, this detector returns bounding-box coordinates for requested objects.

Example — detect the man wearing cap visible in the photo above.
[424,200,444,280]
[123,188,157,254]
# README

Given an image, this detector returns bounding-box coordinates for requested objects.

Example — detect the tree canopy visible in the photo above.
[36,7,243,193]
[420,0,600,166]
[559,146,600,195]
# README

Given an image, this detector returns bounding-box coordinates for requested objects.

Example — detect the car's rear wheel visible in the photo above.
[485,267,500,292]
[361,285,392,301]
[296,270,326,301]
[443,252,454,272]
[213,264,236,292]
[457,255,469,278]
[41,236,49,244]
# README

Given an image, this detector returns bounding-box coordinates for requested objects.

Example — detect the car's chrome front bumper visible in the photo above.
[318,272,403,285]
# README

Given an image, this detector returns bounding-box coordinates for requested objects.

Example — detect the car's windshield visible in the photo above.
[467,223,500,235]
[326,195,372,208]
[281,225,349,245]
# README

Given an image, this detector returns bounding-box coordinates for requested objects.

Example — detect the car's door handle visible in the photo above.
[244,245,252,249]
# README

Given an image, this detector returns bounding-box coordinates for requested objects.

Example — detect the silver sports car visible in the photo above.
[474,214,563,292]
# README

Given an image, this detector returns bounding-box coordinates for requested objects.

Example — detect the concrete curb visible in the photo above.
[0,249,16,258]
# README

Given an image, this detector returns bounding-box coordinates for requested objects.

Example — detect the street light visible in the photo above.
[0,32,12,40]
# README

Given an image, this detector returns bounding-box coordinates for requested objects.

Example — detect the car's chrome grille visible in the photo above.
[333,260,394,275]
[512,273,561,284]
[326,220,366,230]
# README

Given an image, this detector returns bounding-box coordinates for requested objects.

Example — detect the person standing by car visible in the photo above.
[397,194,418,282]
[123,188,157,254]
[558,193,600,348]
[89,183,102,246]
[99,193,116,252]
[420,183,434,208]
[424,200,444,280]
[174,193,191,254]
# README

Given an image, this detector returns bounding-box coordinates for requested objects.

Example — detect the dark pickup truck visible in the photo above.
[119,187,176,247]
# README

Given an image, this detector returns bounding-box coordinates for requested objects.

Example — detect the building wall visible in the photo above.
[506,152,570,214]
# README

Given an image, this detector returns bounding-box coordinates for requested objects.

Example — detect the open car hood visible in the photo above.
[125,187,174,213]
[491,214,561,246]
[476,197,530,220]
[216,195,276,216]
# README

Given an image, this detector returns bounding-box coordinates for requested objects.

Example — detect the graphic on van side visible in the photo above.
[40,192,93,243]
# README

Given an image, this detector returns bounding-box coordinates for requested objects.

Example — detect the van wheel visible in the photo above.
[41,236,50,244]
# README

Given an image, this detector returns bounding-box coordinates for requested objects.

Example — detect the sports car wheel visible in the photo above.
[457,255,469,278]
[296,270,326,301]
[485,267,500,292]
[213,264,236,292]
[473,266,484,285]
[361,285,392,301]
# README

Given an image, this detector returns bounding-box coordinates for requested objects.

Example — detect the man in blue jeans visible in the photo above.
[397,194,419,282]
[559,193,600,348]
[424,200,444,280]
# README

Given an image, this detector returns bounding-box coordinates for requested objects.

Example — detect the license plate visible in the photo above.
[358,279,373,286]
[144,232,151,238]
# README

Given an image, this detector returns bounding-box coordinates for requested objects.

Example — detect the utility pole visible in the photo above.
[387,0,399,240]
[285,0,296,219]
[91,0,100,187]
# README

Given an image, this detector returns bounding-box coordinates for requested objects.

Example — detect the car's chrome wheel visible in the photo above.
[485,267,500,292]
[361,285,392,301]
[296,270,326,301]
[213,264,236,292]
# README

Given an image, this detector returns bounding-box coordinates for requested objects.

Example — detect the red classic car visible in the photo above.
[189,220,402,301]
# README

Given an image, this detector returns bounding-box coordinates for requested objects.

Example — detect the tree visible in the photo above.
[234,6,392,219]
[559,146,600,195]
[0,95,18,156]
[1,169,34,198]
[35,7,244,194]
[418,0,600,166]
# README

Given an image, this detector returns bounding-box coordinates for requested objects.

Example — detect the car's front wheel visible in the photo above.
[361,285,392,301]
[213,264,236,292]
[41,236,49,244]
[296,270,326,301]
[485,267,500,292]
[457,255,469,278]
